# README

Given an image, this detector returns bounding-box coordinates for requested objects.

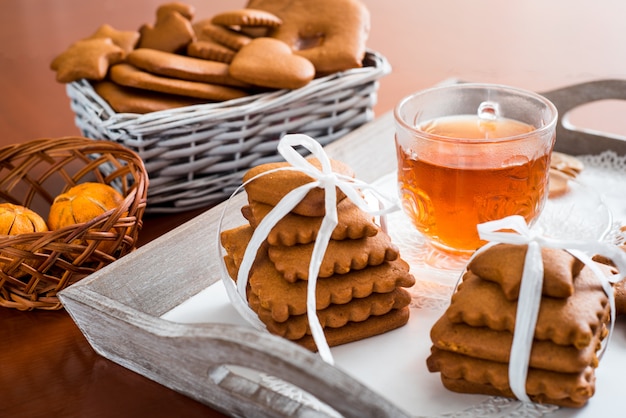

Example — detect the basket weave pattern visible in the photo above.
[67,51,390,213]
[0,137,148,310]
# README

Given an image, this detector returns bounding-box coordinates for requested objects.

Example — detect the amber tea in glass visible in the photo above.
[394,84,558,253]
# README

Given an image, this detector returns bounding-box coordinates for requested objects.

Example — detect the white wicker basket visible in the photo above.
[67,50,390,213]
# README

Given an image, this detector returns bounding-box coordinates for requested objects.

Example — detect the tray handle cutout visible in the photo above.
[541,79,626,155]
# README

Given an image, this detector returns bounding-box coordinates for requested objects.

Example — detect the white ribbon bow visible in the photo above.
[217,134,400,364]
[473,215,626,403]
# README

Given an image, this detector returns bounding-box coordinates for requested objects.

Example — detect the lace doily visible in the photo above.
[578,151,626,246]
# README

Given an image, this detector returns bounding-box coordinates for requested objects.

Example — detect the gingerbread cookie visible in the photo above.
[447,267,610,349]
[86,24,140,55]
[187,39,237,63]
[201,23,253,50]
[126,48,249,87]
[295,307,410,351]
[212,8,282,28]
[431,314,607,374]
[156,1,195,21]
[51,38,125,83]
[109,63,249,101]
[614,276,626,316]
[427,348,596,408]
[549,152,584,197]
[249,287,411,340]
[138,9,195,53]
[220,224,415,322]
[251,257,414,322]
[229,37,315,90]
[549,169,571,198]
[594,245,626,315]
[246,0,370,74]
[551,151,584,178]
[243,197,379,246]
[427,243,613,408]
[243,158,355,217]
[467,243,584,300]
[268,228,399,282]
[222,153,414,351]
[92,80,206,114]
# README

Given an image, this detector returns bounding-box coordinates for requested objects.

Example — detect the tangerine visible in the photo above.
[48,182,124,230]
[0,203,48,235]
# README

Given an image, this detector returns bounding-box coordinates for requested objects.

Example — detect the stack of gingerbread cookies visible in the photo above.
[427,243,613,408]
[220,158,415,351]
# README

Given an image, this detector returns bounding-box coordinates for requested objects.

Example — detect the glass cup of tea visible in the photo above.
[394,83,558,254]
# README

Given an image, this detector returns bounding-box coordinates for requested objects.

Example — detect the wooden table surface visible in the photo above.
[1,1,625,417]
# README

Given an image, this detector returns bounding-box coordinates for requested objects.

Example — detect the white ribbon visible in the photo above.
[472,215,626,403]
[217,134,400,364]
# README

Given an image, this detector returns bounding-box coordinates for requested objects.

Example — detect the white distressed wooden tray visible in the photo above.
[59,80,626,417]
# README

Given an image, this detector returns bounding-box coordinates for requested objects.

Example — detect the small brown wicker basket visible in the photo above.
[0,137,148,310]
[66,50,390,213]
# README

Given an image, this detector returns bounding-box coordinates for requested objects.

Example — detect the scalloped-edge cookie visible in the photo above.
[249,287,411,340]
[468,243,584,300]
[430,314,607,374]
[201,23,252,50]
[295,307,410,351]
[427,347,596,408]
[187,39,236,63]
[220,224,415,323]
[447,266,610,349]
[212,8,282,28]
[242,197,378,246]
[268,227,399,282]
[243,158,355,217]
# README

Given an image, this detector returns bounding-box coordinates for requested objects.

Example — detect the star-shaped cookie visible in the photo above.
[87,24,140,55]
[50,38,124,83]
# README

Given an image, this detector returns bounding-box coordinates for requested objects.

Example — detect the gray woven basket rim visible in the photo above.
[67,50,391,213]
[69,50,390,130]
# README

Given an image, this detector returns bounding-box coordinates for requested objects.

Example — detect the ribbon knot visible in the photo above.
[317,173,338,189]
[473,214,626,404]
[218,134,401,365]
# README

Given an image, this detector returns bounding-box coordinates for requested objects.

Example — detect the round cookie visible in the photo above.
[109,63,250,101]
